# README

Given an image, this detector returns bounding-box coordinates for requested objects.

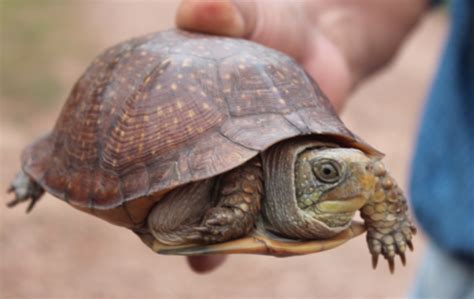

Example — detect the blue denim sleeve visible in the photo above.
[410,0,474,264]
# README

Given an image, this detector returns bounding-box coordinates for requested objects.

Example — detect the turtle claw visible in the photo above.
[6,171,44,213]
[407,240,414,251]
[185,232,204,243]
[6,197,21,208]
[194,226,211,233]
[193,222,231,242]
[190,207,251,244]
[188,222,231,244]
[399,252,406,266]
[387,256,395,274]
[7,191,41,213]
[7,192,42,214]
[26,196,41,213]
[367,226,413,273]
[7,185,14,193]
[372,254,379,269]
[204,218,223,226]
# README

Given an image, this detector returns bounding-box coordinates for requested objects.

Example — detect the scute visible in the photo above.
[21,29,379,212]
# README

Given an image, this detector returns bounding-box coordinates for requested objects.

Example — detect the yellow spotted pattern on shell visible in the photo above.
[21,30,373,223]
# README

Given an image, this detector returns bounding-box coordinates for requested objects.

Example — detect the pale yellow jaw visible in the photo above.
[316,196,367,213]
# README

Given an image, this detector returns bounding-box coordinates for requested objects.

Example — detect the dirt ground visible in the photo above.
[1,2,447,298]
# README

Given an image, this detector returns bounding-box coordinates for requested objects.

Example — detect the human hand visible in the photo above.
[176,0,427,111]
[176,0,427,273]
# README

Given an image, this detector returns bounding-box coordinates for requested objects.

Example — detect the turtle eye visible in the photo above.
[312,160,342,184]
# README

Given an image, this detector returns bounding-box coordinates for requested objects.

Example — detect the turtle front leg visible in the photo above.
[148,158,263,245]
[7,170,44,213]
[193,158,263,244]
[361,161,416,273]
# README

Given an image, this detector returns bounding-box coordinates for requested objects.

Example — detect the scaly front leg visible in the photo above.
[193,158,263,244]
[148,158,263,246]
[361,161,416,273]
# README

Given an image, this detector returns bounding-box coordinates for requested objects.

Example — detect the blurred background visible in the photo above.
[1,1,447,298]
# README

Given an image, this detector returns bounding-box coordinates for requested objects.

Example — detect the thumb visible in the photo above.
[175,0,351,111]
[176,0,246,37]
[176,0,309,61]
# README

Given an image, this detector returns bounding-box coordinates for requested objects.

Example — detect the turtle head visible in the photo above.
[294,147,378,229]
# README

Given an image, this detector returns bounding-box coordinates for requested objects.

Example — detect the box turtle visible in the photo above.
[8,29,415,272]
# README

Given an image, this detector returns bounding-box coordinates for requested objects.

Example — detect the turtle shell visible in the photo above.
[22,29,380,227]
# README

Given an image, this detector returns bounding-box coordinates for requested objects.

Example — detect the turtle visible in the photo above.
[7,29,415,272]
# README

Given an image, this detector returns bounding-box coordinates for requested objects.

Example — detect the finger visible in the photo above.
[176,0,308,59]
[187,255,227,273]
[176,0,245,37]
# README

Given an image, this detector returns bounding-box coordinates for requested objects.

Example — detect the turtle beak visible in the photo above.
[316,196,367,213]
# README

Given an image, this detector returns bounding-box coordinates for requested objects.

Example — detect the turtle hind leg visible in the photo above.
[193,158,263,244]
[7,170,44,213]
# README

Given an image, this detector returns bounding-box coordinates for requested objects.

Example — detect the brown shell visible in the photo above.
[22,29,379,218]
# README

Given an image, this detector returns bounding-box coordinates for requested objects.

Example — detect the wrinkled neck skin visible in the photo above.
[262,139,379,240]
